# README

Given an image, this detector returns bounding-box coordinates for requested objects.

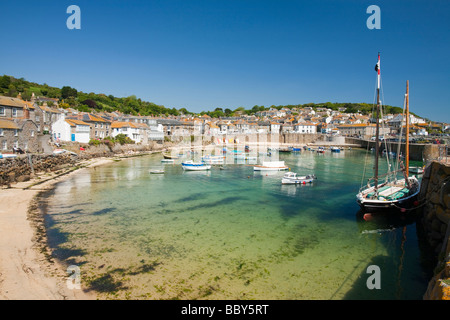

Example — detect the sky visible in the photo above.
[0,0,449,122]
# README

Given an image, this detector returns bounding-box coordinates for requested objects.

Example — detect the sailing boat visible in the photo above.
[356,53,420,212]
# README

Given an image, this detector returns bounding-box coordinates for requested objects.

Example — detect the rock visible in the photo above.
[16,175,30,182]
[432,219,443,232]
[436,206,450,224]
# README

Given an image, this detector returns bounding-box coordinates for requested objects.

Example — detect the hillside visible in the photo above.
[0,74,406,118]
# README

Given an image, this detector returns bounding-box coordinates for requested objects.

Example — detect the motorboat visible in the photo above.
[163,152,179,159]
[149,170,164,174]
[254,161,289,171]
[182,160,211,171]
[330,147,341,153]
[281,172,316,184]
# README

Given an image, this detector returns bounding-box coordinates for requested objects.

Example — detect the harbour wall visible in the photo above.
[0,142,167,186]
[420,161,450,299]
[345,137,441,161]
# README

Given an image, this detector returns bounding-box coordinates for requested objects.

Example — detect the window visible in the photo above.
[2,140,6,150]
[31,130,34,137]
[0,129,3,136]
[12,108,18,117]
[14,129,18,136]
[14,140,18,148]
[0,107,4,116]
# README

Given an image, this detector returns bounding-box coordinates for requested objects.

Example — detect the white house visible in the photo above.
[294,122,317,134]
[51,116,90,143]
[111,121,144,143]
[270,122,281,133]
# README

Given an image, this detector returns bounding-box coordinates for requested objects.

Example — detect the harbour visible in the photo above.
[37,148,435,300]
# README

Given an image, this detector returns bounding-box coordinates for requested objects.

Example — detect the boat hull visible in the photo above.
[281,178,314,184]
[182,162,211,171]
[356,177,420,213]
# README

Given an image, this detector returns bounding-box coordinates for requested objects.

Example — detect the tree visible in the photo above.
[0,75,11,89]
[61,86,78,99]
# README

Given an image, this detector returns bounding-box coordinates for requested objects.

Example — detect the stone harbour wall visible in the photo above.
[0,141,167,186]
[420,161,450,300]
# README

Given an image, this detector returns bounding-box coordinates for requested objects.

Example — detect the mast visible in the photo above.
[374,53,381,194]
[405,80,410,173]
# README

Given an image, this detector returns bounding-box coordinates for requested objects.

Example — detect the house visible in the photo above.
[0,118,38,153]
[294,122,318,134]
[34,103,62,134]
[51,116,90,143]
[78,113,111,139]
[337,123,389,138]
[111,121,147,143]
[270,122,281,134]
[0,95,36,121]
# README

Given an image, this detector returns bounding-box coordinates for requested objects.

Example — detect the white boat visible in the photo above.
[409,166,424,174]
[149,170,164,174]
[356,54,420,213]
[0,153,18,159]
[253,161,289,171]
[281,172,316,185]
[181,160,211,171]
[163,152,179,159]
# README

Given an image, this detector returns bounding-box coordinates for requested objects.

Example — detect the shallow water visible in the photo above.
[42,148,434,299]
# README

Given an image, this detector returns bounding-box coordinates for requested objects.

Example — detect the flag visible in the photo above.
[80,147,85,151]
[374,53,380,74]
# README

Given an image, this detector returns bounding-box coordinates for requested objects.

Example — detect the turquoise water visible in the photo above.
[42,148,434,299]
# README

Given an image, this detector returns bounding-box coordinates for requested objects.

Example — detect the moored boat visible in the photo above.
[409,166,424,174]
[163,152,179,159]
[281,172,316,184]
[330,147,341,153]
[356,54,420,213]
[149,169,164,174]
[182,160,211,171]
[254,161,289,171]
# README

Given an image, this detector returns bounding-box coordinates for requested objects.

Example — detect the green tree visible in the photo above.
[0,75,11,89]
[61,86,78,99]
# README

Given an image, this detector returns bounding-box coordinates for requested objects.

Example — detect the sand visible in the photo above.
[0,157,113,300]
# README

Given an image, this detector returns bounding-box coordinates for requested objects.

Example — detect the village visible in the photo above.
[0,92,448,155]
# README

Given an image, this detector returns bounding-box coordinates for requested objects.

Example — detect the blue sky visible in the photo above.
[1,0,449,122]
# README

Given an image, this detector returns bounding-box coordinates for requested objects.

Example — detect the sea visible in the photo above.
[39,147,435,300]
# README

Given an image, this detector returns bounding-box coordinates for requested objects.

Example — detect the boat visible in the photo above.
[254,161,289,171]
[316,147,325,153]
[163,152,179,159]
[161,159,175,163]
[181,160,211,171]
[330,147,341,153]
[281,172,316,185]
[279,147,292,153]
[356,54,420,213]
[292,147,302,152]
[409,166,424,174]
[0,153,18,159]
[149,170,164,174]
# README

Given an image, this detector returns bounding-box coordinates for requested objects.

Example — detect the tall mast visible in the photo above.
[374,53,381,193]
[405,80,410,174]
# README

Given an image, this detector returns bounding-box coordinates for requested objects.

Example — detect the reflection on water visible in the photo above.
[41,150,434,299]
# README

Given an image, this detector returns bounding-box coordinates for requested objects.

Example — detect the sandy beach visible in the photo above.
[0,157,114,300]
